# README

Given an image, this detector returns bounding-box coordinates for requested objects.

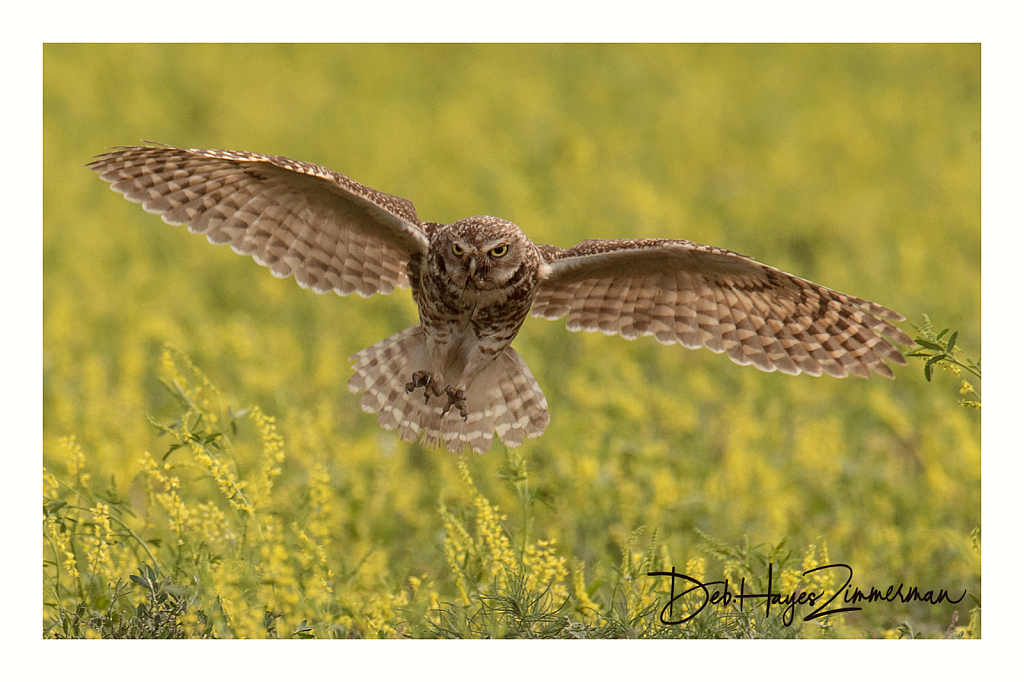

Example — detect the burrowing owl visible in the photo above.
[89,144,913,454]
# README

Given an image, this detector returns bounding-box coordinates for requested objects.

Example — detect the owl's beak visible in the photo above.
[467,256,478,279]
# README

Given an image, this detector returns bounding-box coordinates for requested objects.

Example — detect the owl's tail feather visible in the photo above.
[347,326,550,454]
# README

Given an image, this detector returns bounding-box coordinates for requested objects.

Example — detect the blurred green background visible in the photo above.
[43,44,979,636]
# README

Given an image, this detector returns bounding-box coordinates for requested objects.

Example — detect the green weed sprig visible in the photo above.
[907,315,981,408]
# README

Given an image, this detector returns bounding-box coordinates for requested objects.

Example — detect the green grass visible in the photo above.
[43,44,979,638]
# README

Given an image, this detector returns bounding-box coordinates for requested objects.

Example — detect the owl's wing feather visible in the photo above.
[533,238,913,379]
[88,144,431,297]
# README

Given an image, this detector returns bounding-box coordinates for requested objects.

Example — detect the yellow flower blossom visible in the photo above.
[59,435,90,489]
[248,405,285,512]
[44,516,79,579]
[523,539,569,601]
[571,560,602,619]
[42,467,59,499]
[84,502,116,581]
[140,451,193,540]
[162,346,221,422]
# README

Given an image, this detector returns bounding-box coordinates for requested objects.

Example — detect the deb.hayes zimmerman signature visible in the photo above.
[647,563,967,627]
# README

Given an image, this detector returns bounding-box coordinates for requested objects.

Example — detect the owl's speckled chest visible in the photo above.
[408,248,538,354]
[415,255,476,338]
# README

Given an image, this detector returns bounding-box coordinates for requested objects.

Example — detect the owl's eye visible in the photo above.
[489,244,509,258]
[452,243,464,256]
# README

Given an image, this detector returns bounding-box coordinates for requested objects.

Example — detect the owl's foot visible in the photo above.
[441,387,468,421]
[405,370,444,404]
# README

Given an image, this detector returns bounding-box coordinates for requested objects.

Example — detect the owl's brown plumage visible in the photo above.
[89,144,913,454]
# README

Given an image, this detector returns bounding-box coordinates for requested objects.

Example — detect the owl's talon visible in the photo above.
[441,387,469,421]
[405,370,431,394]
[406,370,444,404]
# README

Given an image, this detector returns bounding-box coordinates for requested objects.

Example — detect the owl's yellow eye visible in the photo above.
[489,244,509,258]
[452,243,463,256]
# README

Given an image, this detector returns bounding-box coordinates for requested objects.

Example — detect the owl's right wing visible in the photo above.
[532,238,913,379]
[89,144,433,297]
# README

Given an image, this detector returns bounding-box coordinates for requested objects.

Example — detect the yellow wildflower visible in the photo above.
[60,435,90,489]
[44,516,79,578]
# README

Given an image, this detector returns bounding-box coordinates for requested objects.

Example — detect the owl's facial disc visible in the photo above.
[440,217,525,291]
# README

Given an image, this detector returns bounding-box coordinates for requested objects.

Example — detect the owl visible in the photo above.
[89,144,913,454]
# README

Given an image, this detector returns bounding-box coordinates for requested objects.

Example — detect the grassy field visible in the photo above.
[43,44,980,638]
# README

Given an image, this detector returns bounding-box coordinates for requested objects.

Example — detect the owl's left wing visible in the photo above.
[532,238,913,379]
[89,144,432,297]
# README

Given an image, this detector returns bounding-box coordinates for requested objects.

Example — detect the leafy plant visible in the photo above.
[907,315,981,407]
[45,564,214,639]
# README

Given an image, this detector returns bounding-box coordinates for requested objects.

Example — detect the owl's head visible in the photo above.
[435,216,532,291]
